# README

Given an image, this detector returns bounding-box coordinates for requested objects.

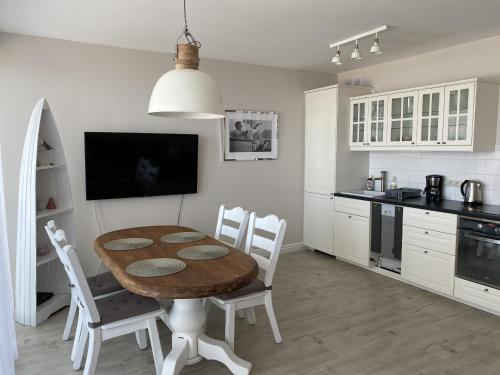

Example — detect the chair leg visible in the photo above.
[147,318,163,375]
[73,323,88,370]
[83,328,101,375]
[202,299,211,333]
[225,303,236,350]
[71,308,83,361]
[135,329,148,350]
[245,307,256,326]
[63,296,77,340]
[264,292,282,344]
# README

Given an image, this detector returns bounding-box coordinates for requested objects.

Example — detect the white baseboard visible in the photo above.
[281,242,307,254]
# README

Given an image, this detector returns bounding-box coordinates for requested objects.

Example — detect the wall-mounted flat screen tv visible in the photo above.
[84,132,198,200]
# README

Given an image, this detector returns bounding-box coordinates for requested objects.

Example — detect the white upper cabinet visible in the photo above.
[349,98,367,147]
[349,78,499,152]
[417,87,445,146]
[443,82,475,146]
[367,96,388,146]
[304,87,337,194]
[387,92,418,146]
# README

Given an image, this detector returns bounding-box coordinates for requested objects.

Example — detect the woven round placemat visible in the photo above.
[103,238,154,251]
[177,245,230,260]
[161,231,206,244]
[125,258,186,277]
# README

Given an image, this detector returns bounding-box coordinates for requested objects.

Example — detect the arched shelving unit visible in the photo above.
[15,98,75,326]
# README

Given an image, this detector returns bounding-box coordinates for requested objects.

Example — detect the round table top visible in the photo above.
[94,225,258,299]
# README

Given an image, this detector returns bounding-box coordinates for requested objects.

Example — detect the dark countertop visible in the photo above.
[334,192,500,222]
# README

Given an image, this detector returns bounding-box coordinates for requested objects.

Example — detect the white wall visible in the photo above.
[369,151,500,205]
[339,35,500,201]
[0,33,335,274]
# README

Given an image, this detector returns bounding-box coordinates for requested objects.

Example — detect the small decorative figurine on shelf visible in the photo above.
[46,197,56,210]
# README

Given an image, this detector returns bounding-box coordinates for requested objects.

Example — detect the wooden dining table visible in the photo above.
[94,225,258,375]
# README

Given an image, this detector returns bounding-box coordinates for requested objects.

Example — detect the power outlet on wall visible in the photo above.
[445,178,462,187]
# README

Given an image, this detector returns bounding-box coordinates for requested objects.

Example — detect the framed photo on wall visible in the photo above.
[223,110,279,161]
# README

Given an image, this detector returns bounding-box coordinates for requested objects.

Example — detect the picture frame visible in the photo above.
[223,110,279,161]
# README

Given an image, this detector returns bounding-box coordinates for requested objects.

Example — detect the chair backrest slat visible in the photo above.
[245,212,287,287]
[45,220,100,324]
[214,205,249,249]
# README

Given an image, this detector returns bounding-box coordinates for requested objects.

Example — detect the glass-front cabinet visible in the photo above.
[387,92,418,145]
[350,98,367,146]
[443,82,475,145]
[367,96,388,146]
[416,88,444,145]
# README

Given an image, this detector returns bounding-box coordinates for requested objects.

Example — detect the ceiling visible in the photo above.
[2,0,500,73]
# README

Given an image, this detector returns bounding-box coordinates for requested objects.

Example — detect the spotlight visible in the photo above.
[370,33,382,54]
[332,47,342,65]
[351,40,362,60]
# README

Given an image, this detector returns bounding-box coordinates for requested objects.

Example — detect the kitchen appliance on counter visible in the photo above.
[461,180,483,206]
[385,188,422,200]
[371,203,403,273]
[424,175,443,200]
[457,217,500,289]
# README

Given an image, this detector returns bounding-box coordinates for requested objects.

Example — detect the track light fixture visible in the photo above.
[351,41,362,60]
[331,46,342,65]
[370,33,382,54]
[329,25,387,65]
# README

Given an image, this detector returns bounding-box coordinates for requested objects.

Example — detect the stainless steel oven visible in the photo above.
[457,216,500,290]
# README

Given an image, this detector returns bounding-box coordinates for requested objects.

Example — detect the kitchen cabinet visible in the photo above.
[403,207,457,235]
[443,82,475,146]
[334,211,370,267]
[349,98,367,147]
[454,278,500,315]
[416,87,444,146]
[401,244,455,295]
[387,91,418,146]
[367,96,388,146]
[303,85,371,255]
[304,192,334,255]
[349,78,498,152]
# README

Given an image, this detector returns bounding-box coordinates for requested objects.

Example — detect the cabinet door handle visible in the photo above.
[484,288,489,292]
[437,142,441,145]
[425,211,430,215]
[348,215,352,218]
[442,141,447,144]
[411,142,415,145]
[424,231,429,235]
[424,250,428,254]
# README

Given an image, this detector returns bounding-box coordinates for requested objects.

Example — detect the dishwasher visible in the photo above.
[370,203,403,273]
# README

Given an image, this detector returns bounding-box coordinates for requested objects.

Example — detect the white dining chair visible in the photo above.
[214,205,250,249]
[45,222,150,365]
[209,212,287,349]
[48,228,166,375]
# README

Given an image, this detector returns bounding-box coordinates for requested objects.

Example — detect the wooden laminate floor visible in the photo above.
[15,250,500,375]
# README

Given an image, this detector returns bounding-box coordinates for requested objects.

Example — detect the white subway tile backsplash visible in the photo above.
[370,150,500,205]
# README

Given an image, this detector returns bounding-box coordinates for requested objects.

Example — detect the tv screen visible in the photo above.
[84,132,198,200]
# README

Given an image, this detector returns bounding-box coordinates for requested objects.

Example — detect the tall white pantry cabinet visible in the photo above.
[303,85,371,255]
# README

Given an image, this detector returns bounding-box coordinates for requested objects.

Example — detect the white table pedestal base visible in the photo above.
[161,298,252,375]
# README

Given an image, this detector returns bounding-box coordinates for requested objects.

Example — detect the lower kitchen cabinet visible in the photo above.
[401,243,455,295]
[454,278,500,314]
[303,192,334,255]
[333,211,370,267]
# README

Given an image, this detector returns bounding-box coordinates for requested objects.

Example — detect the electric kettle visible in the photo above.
[461,180,482,205]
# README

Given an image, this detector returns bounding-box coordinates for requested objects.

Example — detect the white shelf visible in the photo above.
[36,247,58,267]
[36,206,73,220]
[36,164,66,171]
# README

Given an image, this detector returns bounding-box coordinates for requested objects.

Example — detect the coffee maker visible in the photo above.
[424,175,443,200]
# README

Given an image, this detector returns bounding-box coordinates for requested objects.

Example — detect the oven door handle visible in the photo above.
[463,232,500,245]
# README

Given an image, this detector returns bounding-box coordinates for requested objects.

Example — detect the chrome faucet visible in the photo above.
[372,171,387,192]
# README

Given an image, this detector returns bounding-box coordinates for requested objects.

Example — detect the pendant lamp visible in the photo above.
[148,0,225,119]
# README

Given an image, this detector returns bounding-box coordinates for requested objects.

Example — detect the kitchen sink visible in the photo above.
[340,190,386,198]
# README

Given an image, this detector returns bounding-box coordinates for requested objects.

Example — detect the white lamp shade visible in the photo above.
[148,68,225,119]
